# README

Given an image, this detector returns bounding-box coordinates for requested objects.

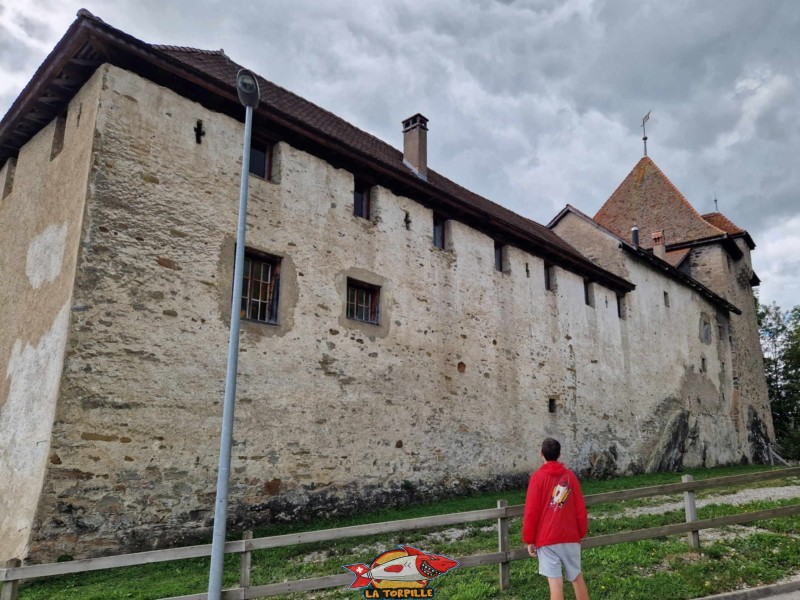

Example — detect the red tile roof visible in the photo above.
[702,212,746,235]
[594,157,726,249]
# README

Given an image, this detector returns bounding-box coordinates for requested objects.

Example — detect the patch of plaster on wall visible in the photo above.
[0,302,71,559]
[26,223,68,288]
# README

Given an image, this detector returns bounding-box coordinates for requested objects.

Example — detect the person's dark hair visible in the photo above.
[541,438,561,461]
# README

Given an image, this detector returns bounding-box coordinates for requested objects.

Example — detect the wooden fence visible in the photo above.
[2,466,799,600]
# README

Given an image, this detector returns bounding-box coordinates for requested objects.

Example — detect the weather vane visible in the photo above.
[641,111,651,157]
[714,191,719,212]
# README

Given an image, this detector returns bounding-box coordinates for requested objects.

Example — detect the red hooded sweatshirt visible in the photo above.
[522,461,588,548]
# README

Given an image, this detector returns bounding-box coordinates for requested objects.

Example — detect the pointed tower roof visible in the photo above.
[594,157,725,249]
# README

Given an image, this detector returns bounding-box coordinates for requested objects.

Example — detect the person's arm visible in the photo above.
[521,474,540,545]
[572,472,588,539]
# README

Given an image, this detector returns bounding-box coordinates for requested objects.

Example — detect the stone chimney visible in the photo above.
[402,113,428,179]
[652,230,666,260]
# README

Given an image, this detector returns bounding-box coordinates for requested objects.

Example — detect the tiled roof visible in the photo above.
[594,157,726,249]
[702,212,746,235]
[664,248,690,268]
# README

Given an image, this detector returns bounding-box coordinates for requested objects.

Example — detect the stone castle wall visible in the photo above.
[0,70,103,561]
[688,241,772,457]
[0,64,768,562]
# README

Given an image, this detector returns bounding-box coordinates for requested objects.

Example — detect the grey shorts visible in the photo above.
[537,543,582,581]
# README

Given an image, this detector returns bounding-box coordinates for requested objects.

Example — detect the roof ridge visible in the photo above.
[644,158,727,236]
[152,44,227,57]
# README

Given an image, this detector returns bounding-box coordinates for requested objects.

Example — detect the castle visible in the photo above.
[0,11,772,563]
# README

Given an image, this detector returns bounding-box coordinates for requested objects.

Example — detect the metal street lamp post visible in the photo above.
[207,69,260,600]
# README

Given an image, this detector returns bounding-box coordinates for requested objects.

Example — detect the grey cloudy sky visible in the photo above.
[1,0,798,310]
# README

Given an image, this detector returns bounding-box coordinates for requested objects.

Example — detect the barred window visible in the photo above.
[347,278,380,324]
[241,251,281,324]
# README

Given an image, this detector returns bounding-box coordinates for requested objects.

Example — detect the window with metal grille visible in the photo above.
[240,251,281,324]
[353,180,371,219]
[249,141,275,180]
[346,278,380,324]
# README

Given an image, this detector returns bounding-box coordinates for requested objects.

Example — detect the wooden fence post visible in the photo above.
[682,475,701,552]
[0,559,21,600]
[239,530,253,590]
[497,500,510,591]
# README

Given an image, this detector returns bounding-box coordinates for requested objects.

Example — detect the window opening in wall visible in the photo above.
[241,250,281,324]
[616,294,626,319]
[544,263,555,291]
[548,397,557,413]
[353,179,371,219]
[50,113,67,159]
[433,214,446,249]
[494,242,504,272]
[347,278,380,324]
[2,158,16,199]
[664,291,670,307]
[249,141,274,180]
[525,262,530,278]
[700,356,707,373]
[584,280,595,307]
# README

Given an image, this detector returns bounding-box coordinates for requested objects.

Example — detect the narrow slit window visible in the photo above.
[51,114,67,159]
[354,180,371,219]
[584,280,594,307]
[240,250,281,324]
[433,214,446,249]
[494,242,503,272]
[616,294,626,319]
[544,263,555,291]
[347,278,380,324]
[249,141,275,180]
[664,291,670,307]
[548,397,557,413]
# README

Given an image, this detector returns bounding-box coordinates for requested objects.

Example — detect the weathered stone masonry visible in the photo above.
[0,13,772,562]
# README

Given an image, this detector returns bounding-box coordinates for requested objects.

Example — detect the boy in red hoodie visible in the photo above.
[522,438,589,600]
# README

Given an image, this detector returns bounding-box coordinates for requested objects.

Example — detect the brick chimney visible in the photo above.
[402,113,428,179]
[652,230,666,260]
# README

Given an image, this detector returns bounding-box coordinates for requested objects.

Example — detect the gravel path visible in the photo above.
[617,485,800,518]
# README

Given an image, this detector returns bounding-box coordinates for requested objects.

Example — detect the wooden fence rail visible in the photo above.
[1,466,799,600]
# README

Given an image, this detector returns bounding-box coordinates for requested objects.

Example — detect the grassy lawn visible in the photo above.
[7,464,799,600]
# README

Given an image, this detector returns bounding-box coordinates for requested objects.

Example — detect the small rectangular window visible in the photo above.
[616,294,626,319]
[249,141,274,180]
[664,291,670,307]
[548,397,557,414]
[347,278,380,324]
[51,114,67,160]
[494,242,504,272]
[544,263,555,291]
[353,180,371,219]
[433,214,446,249]
[240,250,281,324]
[584,280,594,307]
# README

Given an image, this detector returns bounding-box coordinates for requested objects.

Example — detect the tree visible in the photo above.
[758,300,800,459]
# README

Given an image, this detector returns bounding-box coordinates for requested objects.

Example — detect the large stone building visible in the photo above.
[0,11,772,563]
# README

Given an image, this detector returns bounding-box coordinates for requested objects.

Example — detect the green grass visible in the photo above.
[8,464,799,600]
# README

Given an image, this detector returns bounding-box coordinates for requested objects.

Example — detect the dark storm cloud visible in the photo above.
[0,0,798,307]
